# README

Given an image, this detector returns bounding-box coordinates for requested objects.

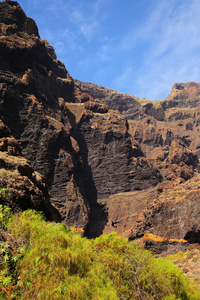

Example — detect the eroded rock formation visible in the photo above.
[129,174,200,245]
[0,120,60,221]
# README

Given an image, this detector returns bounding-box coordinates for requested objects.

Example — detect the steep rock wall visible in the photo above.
[0,1,161,235]
[0,0,89,228]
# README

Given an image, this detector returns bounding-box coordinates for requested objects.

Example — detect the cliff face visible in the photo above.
[75,80,200,159]
[0,1,161,236]
[1,1,200,250]
[0,0,89,228]
[66,100,161,236]
[75,81,200,246]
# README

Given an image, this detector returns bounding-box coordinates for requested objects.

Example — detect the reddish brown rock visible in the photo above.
[129,174,200,244]
[65,101,161,236]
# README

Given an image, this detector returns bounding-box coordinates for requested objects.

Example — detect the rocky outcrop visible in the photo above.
[129,174,200,244]
[74,80,147,120]
[0,120,60,221]
[142,233,189,256]
[0,0,39,37]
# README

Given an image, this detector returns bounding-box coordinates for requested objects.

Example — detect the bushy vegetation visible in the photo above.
[0,206,200,299]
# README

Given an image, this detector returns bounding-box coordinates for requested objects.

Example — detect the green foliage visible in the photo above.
[0,208,199,299]
[0,205,23,299]
[0,204,12,230]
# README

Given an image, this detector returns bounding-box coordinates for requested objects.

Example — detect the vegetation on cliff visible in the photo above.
[0,206,200,299]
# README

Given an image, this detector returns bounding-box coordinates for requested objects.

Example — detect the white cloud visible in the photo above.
[62,28,78,50]
[55,41,65,54]
[80,22,98,41]
[69,7,98,41]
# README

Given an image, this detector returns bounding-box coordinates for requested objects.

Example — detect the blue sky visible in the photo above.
[16,0,200,100]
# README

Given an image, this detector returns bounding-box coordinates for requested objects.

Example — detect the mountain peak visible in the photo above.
[0,0,39,37]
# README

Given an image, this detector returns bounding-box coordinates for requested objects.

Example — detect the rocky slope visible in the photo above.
[1,1,200,253]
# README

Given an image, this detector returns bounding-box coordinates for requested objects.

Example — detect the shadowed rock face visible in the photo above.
[66,101,161,237]
[0,0,89,228]
[0,120,61,221]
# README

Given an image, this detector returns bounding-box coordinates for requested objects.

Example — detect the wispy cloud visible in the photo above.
[69,6,98,41]
[68,0,113,41]
[62,28,79,50]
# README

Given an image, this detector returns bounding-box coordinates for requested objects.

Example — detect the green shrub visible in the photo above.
[0,202,12,230]
[0,208,199,299]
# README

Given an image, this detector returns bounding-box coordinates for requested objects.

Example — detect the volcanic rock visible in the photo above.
[0,1,161,235]
[129,174,200,244]
[75,81,200,246]
[0,0,89,228]
[0,120,60,221]
[66,101,161,236]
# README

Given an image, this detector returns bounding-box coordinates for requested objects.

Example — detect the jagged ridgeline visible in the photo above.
[0,0,200,257]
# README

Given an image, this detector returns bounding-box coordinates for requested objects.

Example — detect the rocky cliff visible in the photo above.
[75,80,200,246]
[75,80,200,159]
[1,1,200,252]
[0,0,89,228]
[0,1,161,236]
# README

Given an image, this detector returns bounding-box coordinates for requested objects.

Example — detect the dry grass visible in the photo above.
[144,233,187,243]
[168,247,200,289]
